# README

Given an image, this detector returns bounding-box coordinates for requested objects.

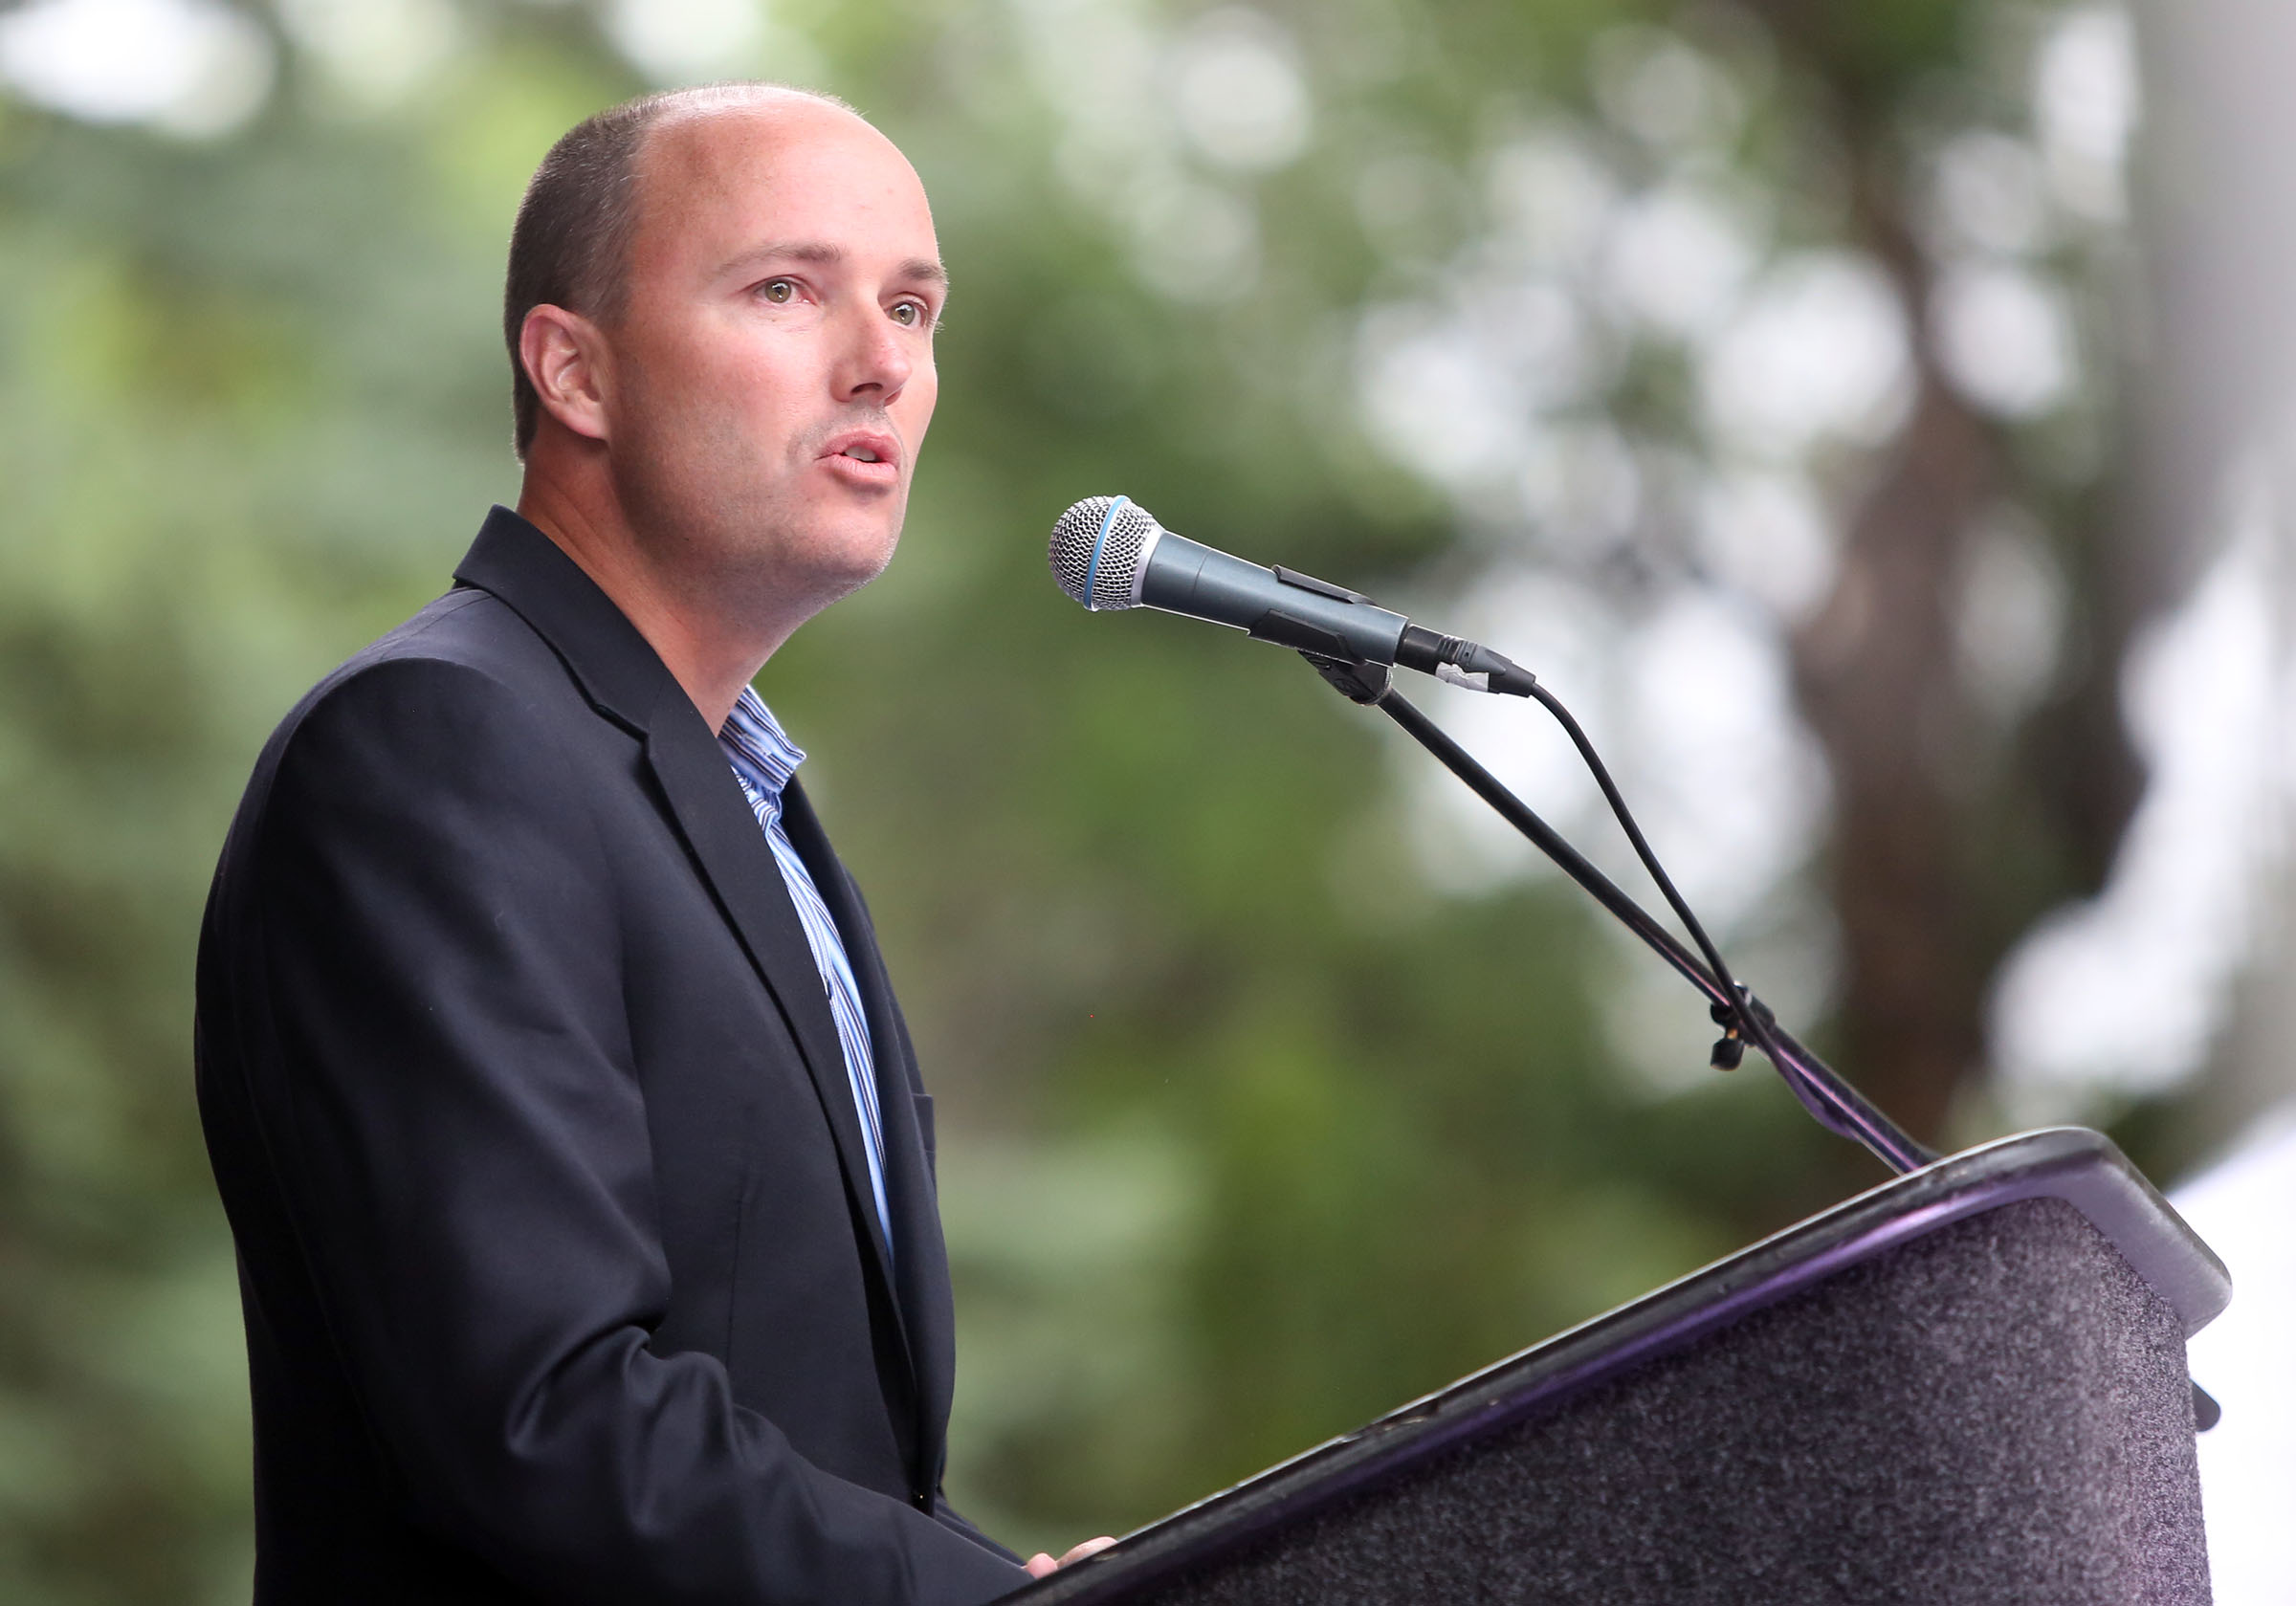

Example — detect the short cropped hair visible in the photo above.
[502,82,858,459]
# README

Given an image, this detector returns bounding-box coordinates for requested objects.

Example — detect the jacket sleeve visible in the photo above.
[234,656,1029,1606]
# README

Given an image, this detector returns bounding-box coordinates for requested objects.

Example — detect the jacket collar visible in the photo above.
[452,505,685,737]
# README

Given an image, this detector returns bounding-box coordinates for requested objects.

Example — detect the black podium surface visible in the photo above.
[1008,1128,2230,1606]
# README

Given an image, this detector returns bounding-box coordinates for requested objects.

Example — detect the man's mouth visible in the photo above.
[820,429,902,473]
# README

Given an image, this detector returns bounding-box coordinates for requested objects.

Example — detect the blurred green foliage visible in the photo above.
[0,0,2133,1597]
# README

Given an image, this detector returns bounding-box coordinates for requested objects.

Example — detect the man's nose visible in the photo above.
[832,302,913,403]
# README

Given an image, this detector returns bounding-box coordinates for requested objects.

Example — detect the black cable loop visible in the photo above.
[1524,690,1736,1003]
[1522,683,1799,1082]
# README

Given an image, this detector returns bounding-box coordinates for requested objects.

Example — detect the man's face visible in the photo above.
[600,102,945,617]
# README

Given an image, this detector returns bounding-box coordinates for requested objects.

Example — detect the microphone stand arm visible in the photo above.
[1304,653,1933,1177]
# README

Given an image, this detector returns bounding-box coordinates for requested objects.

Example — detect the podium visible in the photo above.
[1009,1128,2229,1605]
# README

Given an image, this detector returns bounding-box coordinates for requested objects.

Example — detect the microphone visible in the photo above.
[1047,495,1536,695]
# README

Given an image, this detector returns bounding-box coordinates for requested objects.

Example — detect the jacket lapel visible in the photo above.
[640,710,908,1330]
[781,781,952,1480]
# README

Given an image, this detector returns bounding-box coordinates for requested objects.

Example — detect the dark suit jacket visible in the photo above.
[195,507,1031,1604]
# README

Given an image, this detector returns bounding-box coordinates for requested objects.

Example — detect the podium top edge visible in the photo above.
[1010,1126,2228,1606]
[1861,1125,2228,1335]
[1359,1125,2226,1433]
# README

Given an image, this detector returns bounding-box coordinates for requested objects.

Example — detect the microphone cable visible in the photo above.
[1517,679,1774,1079]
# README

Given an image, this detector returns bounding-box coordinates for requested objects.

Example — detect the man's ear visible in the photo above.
[520,304,612,443]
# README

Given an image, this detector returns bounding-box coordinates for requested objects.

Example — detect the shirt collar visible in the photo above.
[718,687,806,801]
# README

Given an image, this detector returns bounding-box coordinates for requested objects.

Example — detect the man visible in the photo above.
[195,84,1107,1602]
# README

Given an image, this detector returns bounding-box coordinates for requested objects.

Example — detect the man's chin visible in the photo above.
[771,517,903,606]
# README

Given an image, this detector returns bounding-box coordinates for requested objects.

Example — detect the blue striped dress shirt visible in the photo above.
[718,690,893,1258]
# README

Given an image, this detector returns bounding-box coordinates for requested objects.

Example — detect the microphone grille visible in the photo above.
[1049,495,1159,611]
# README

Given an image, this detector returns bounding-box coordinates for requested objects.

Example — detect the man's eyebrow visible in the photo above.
[714,240,842,279]
[713,241,949,292]
[896,256,951,292]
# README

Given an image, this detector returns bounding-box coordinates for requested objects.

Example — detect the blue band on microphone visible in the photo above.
[1084,495,1130,611]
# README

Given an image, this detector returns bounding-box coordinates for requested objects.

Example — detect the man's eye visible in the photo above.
[891,301,927,327]
[760,279,797,304]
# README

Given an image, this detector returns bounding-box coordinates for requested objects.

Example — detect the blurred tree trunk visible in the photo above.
[1758,0,2296,1165]
[1749,14,2155,1153]
[1789,351,1999,1149]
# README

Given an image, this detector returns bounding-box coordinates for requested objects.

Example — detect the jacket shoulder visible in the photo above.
[281,585,598,747]
[318,586,574,709]
[227,587,609,851]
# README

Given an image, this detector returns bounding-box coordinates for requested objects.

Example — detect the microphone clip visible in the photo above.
[1709,987,1777,1073]
[1299,651,1392,706]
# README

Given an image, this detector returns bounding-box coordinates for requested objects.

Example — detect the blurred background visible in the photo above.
[1,0,2291,1598]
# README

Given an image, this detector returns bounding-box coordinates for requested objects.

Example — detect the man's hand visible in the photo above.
[1024,1537,1116,1578]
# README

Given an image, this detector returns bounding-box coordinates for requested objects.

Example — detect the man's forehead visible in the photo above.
[631,99,935,263]
[643,98,905,195]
